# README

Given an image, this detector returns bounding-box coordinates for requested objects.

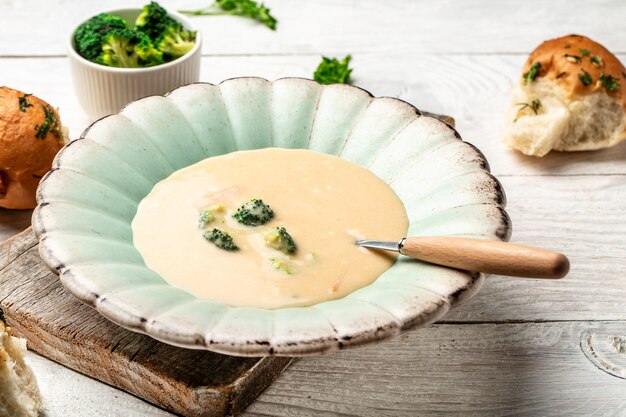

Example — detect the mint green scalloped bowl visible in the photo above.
[32,78,510,356]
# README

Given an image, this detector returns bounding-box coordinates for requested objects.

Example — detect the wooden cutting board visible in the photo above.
[0,228,292,417]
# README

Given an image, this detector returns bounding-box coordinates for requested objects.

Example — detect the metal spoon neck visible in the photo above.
[398,237,407,255]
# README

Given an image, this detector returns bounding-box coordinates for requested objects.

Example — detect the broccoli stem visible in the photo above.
[178,7,226,15]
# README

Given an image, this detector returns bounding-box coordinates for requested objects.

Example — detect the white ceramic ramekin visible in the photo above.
[68,8,202,120]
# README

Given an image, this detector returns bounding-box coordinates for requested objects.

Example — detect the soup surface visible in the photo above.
[132,148,408,308]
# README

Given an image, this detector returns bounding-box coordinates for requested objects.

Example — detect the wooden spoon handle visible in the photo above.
[400,237,569,279]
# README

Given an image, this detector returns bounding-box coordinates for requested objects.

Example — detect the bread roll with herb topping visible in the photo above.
[0,315,42,417]
[504,34,626,156]
[0,86,67,209]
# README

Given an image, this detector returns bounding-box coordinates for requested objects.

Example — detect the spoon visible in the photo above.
[357,237,569,279]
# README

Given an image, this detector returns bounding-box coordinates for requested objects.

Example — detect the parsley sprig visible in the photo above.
[34,105,60,140]
[313,55,353,85]
[578,70,593,86]
[518,99,542,115]
[599,73,620,92]
[18,94,33,112]
[523,62,541,84]
[180,0,277,30]
[590,56,603,67]
[0,308,9,332]
[514,99,542,122]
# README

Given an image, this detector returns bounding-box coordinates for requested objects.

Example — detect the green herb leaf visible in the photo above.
[579,48,591,56]
[34,104,60,140]
[514,99,542,122]
[521,99,542,114]
[599,72,620,92]
[578,70,593,86]
[0,308,7,327]
[18,94,33,112]
[590,56,603,67]
[313,54,353,85]
[523,62,541,84]
[180,0,277,30]
[530,99,542,113]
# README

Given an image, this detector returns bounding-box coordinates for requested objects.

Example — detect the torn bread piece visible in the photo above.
[504,34,626,156]
[0,315,42,417]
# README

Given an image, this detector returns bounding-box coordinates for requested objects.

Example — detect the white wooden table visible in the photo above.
[2,0,626,415]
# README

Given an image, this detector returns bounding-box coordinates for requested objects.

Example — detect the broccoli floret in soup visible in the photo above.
[233,199,275,226]
[264,227,297,255]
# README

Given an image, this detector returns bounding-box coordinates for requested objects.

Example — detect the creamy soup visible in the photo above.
[132,148,408,309]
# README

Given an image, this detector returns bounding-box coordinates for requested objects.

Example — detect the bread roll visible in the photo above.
[0,319,42,417]
[504,35,626,156]
[0,87,67,209]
